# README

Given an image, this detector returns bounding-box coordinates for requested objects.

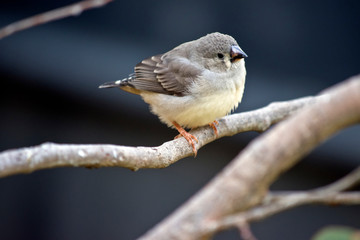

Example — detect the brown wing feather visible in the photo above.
[131,54,202,96]
[131,54,166,93]
[156,59,202,94]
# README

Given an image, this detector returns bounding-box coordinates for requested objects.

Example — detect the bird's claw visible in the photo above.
[173,121,199,156]
[177,131,198,156]
[209,120,219,137]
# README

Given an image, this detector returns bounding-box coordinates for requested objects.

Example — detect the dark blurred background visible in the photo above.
[0,0,359,239]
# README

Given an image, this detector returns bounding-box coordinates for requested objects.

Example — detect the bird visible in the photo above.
[99,32,247,156]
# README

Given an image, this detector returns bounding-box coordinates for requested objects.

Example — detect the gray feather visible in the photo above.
[130,53,202,96]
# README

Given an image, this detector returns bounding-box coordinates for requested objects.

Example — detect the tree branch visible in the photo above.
[314,166,360,194]
[0,0,113,40]
[212,166,360,232]
[212,192,360,236]
[138,75,360,240]
[0,95,317,178]
[1,75,359,239]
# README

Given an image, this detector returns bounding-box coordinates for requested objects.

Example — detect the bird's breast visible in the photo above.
[141,64,246,129]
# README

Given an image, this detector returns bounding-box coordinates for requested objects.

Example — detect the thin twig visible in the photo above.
[0,0,113,40]
[214,192,360,233]
[314,166,360,193]
[214,167,360,232]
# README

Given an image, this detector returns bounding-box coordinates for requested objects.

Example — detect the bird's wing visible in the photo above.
[132,54,202,96]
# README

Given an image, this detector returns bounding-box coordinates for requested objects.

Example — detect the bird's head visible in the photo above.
[192,32,247,73]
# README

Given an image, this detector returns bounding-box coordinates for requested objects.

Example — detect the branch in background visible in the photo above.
[138,75,360,240]
[0,0,113,40]
[217,192,360,239]
[213,166,360,233]
[0,95,317,178]
[314,165,360,193]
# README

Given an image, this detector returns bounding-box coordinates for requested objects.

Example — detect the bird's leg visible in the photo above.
[172,121,198,156]
[209,120,219,137]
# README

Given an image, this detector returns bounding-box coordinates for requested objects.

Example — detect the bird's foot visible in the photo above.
[209,120,219,137]
[172,122,199,156]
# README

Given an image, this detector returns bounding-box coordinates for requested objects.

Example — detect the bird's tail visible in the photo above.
[98,74,135,89]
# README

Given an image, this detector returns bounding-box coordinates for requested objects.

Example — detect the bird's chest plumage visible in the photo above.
[142,77,245,129]
[141,61,246,129]
[176,81,244,128]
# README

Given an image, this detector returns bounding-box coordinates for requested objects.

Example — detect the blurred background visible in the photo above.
[0,0,359,239]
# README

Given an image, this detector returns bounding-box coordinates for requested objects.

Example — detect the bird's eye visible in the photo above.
[217,53,224,59]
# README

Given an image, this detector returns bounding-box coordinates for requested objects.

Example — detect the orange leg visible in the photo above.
[172,121,199,156]
[209,120,219,137]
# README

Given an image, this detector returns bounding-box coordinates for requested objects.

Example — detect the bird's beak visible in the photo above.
[230,45,248,62]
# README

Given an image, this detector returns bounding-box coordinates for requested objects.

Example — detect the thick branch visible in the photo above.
[138,76,360,240]
[0,0,113,40]
[0,95,317,178]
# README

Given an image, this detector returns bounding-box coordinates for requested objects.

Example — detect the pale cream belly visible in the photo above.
[141,87,244,129]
